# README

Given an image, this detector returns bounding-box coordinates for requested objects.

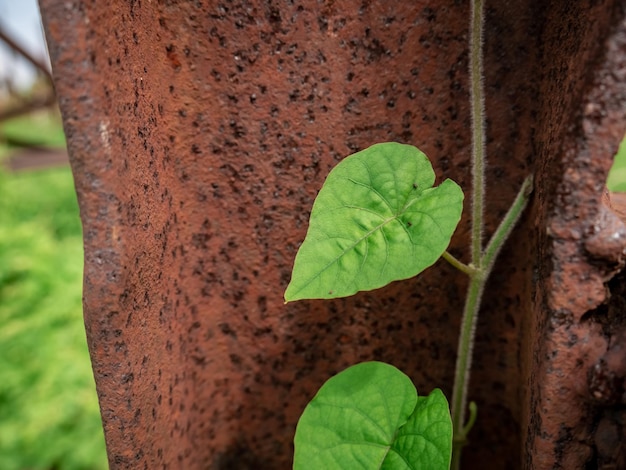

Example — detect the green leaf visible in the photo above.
[284,142,463,301]
[293,362,452,470]
[382,389,453,470]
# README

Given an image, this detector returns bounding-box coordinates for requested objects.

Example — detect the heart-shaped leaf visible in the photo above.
[293,361,452,470]
[285,142,464,301]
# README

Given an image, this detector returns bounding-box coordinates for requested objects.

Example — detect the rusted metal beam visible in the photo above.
[39,1,626,468]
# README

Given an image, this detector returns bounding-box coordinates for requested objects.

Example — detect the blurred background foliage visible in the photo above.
[0,111,108,469]
[0,2,108,464]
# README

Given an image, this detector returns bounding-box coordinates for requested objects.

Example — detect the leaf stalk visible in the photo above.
[442,251,478,277]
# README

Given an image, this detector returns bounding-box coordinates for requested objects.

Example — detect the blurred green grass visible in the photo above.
[0,114,107,469]
[2,112,66,148]
[0,111,66,160]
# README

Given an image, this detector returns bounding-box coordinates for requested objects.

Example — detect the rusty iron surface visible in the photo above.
[39,0,626,468]
[523,4,626,469]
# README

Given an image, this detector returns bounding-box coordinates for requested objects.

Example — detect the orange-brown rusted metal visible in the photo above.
[39,1,626,468]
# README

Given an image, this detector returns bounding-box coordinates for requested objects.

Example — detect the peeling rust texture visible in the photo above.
[39,0,626,469]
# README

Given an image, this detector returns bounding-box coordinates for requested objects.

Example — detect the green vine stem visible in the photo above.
[452,0,486,453]
[482,175,534,273]
[449,176,531,469]
[448,0,534,468]
[469,0,486,268]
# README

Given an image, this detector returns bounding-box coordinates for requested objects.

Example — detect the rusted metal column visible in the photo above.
[522,4,626,468]
[39,0,626,468]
